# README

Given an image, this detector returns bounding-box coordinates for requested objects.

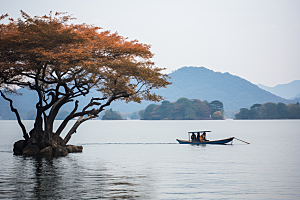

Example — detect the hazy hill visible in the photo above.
[155,66,297,111]
[1,66,299,119]
[257,80,300,100]
[112,66,299,113]
[293,93,300,99]
[0,88,103,120]
[0,88,38,120]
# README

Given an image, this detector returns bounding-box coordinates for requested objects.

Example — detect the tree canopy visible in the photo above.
[0,11,170,156]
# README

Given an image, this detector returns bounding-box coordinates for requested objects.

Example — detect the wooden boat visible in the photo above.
[176,131,234,145]
[176,137,234,145]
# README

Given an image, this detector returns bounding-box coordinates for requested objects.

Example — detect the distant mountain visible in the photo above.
[292,93,300,99]
[1,66,299,119]
[257,80,300,100]
[112,66,299,113]
[155,66,298,111]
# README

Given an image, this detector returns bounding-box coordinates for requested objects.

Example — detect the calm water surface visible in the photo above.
[0,120,300,199]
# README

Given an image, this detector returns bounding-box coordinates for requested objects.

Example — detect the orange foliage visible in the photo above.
[0,11,170,103]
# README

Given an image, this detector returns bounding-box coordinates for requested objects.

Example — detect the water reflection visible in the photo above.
[3,120,299,199]
[32,157,61,199]
[6,155,155,199]
[11,156,71,199]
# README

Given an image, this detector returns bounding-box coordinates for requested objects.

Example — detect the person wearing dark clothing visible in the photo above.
[191,133,196,141]
[196,132,200,141]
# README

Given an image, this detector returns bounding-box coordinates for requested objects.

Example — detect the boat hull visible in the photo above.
[176,137,234,145]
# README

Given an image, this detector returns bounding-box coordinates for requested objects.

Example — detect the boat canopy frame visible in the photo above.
[187,131,211,141]
[188,131,211,134]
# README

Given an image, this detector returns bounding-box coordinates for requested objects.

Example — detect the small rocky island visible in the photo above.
[13,135,83,157]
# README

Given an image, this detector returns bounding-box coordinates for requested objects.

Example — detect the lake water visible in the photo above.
[0,120,300,199]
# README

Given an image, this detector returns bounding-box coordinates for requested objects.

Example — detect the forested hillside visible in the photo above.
[111,67,299,114]
[140,98,224,120]
[156,67,297,111]
[235,102,300,119]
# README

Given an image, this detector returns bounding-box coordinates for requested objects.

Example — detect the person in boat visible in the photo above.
[191,133,196,141]
[200,132,208,142]
[196,132,200,141]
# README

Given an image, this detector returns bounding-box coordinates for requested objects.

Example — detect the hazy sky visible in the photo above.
[1,0,299,86]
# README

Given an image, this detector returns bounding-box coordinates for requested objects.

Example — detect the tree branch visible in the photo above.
[63,97,109,145]
[46,95,69,133]
[136,83,145,93]
[0,91,29,141]
[54,100,79,136]
[63,115,94,145]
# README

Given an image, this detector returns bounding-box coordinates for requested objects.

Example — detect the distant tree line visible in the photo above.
[235,102,300,119]
[25,110,70,120]
[102,109,123,120]
[139,97,224,120]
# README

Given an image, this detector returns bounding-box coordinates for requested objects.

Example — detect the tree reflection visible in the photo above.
[32,157,62,199]
[10,155,155,199]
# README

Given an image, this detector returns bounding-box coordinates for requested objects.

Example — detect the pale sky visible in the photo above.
[1,0,299,87]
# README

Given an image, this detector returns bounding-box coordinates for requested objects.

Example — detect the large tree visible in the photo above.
[0,11,170,156]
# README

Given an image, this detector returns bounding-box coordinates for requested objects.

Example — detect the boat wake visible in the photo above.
[80,142,178,145]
